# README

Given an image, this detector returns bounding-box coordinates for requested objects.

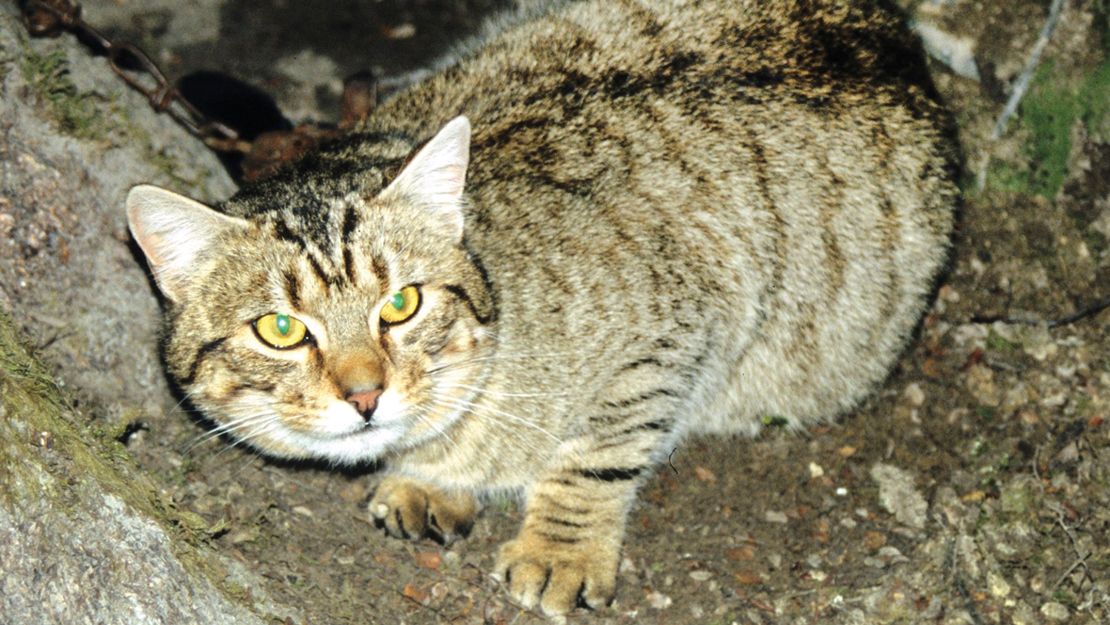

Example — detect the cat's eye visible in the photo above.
[380,286,420,325]
[254,313,308,349]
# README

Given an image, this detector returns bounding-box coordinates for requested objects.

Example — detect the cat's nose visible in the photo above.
[347,389,383,420]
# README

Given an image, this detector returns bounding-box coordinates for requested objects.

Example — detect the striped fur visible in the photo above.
[127,0,958,615]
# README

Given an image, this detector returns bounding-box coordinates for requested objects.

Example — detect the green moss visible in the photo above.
[975,406,997,423]
[1023,62,1078,198]
[19,49,107,141]
[761,414,790,427]
[1020,56,1110,198]
[0,310,256,614]
[985,331,1020,351]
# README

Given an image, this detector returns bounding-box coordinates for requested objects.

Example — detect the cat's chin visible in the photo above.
[269,423,404,465]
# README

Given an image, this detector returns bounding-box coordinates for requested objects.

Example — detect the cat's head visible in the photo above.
[127,117,496,464]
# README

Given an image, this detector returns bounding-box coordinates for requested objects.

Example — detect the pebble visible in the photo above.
[1040,602,1070,621]
[292,505,314,518]
[688,570,713,582]
[808,462,825,478]
[870,463,928,529]
[987,572,1011,597]
[764,510,789,524]
[903,383,925,406]
[646,591,672,610]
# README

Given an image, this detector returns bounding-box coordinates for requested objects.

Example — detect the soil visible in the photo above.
[11,0,1110,623]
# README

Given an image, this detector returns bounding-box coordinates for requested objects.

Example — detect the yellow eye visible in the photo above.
[380,285,420,324]
[254,313,308,348]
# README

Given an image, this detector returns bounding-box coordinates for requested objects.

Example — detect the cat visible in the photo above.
[126,0,959,615]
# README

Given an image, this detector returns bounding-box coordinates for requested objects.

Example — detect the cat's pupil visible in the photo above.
[389,293,404,311]
[275,314,291,336]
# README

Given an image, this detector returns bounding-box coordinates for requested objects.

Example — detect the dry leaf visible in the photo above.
[734,569,763,584]
[695,466,717,483]
[403,584,428,604]
[414,551,442,570]
[727,547,756,560]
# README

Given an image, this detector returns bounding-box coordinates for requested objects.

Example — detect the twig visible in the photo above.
[977,0,1067,191]
[970,294,1110,328]
[990,0,1067,140]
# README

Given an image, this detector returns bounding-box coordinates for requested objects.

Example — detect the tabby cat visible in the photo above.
[127,0,958,614]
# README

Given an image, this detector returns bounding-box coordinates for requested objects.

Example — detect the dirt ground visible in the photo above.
[13,0,1110,623]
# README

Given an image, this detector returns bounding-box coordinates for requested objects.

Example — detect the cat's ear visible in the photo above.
[383,115,471,241]
[126,185,249,303]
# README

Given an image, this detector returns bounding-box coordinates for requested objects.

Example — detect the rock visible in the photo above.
[0,5,292,623]
[0,1,235,427]
[870,463,928,529]
[1039,602,1070,621]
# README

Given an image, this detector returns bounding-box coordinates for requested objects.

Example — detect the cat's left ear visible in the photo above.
[382,116,470,242]
[126,185,250,303]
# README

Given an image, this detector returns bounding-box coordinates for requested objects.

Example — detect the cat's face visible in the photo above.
[128,117,494,464]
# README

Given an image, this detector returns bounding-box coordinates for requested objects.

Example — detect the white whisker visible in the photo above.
[436,383,566,398]
[430,395,563,445]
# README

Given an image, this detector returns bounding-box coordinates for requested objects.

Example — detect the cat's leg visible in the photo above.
[368,475,479,544]
[493,469,637,614]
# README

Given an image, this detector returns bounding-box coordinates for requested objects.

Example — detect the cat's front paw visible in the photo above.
[368,475,478,544]
[493,531,619,615]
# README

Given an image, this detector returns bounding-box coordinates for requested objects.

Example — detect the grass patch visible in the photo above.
[19,49,106,140]
[1020,56,1110,198]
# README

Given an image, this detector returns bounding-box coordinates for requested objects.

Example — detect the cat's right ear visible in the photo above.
[126,185,249,303]
[382,116,471,242]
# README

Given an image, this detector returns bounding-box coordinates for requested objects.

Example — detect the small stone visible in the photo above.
[870,463,928,529]
[646,591,672,610]
[877,546,908,564]
[695,466,717,483]
[863,531,886,550]
[292,505,314,518]
[765,510,789,524]
[987,572,1011,598]
[620,557,637,573]
[904,383,925,406]
[1040,602,1069,621]
[688,570,713,582]
[808,462,825,478]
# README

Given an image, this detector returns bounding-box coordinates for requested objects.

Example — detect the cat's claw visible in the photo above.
[367,475,477,544]
[493,532,618,615]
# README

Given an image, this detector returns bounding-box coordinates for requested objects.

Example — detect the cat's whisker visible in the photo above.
[429,395,563,445]
[425,350,592,376]
[181,409,275,455]
[436,383,568,398]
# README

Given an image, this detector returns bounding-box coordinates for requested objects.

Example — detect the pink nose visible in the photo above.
[346,389,383,419]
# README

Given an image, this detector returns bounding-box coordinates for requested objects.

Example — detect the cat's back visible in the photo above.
[342,0,959,429]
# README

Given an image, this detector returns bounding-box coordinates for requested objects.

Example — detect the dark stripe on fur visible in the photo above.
[602,388,679,409]
[283,271,301,310]
[576,467,642,481]
[538,531,580,545]
[542,516,587,528]
[618,356,664,372]
[443,284,490,325]
[183,337,227,385]
[273,219,331,285]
